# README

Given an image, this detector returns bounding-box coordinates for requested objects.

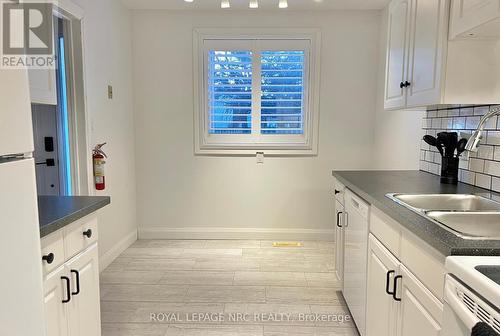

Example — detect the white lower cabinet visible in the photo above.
[41,216,102,336]
[43,244,101,336]
[44,266,69,336]
[366,234,399,336]
[398,266,442,336]
[66,244,101,336]
[366,234,443,336]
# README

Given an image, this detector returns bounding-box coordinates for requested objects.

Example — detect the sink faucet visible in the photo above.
[465,105,500,152]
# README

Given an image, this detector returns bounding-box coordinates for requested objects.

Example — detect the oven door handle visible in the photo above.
[445,285,480,330]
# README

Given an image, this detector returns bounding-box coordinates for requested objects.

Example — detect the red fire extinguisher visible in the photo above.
[92,143,107,191]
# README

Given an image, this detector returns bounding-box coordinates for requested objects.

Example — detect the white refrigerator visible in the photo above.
[0,69,47,335]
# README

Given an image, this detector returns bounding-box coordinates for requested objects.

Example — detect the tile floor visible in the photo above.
[100,240,359,336]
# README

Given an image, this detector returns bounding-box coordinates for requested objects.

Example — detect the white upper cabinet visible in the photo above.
[384,0,500,109]
[28,13,57,105]
[450,0,500,39]
[29,68,58,105]
[384,0,449,110]
[406,0,449,107]
[384,0,411,110]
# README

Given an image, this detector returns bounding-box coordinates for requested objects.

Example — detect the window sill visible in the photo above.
[194,146,318,157]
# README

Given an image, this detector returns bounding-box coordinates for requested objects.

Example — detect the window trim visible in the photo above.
[193,28,321,156]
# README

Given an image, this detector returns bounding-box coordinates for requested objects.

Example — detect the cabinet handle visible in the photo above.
[42,253,55,264]
[386,270,395,295]
[393,275,402,302]
[336,211,343,228]
[400,81,405,89]
[334,189,340,195]
[83,229,92,238]
[61,276,71,303]
[71,270,80,296]
[404,81,411,87]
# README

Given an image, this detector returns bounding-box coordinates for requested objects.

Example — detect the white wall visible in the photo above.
[372,7,424,170]
[72,0,138,262]
[131,10,382,240]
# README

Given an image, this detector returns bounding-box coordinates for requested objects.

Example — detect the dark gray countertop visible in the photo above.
[38,196,110,238]
[332,170,500,256]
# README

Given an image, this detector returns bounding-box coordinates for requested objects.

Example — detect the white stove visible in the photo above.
[443,256,500,335]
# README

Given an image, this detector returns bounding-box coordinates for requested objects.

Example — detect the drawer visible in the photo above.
[370,206,402,258]
[64,216,98,259]
[40,230,65,275]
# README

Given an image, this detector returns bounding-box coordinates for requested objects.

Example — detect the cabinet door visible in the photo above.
[44,267,70,336]
[366,234,400,336]
[29,68,58,105]
[406,0,449,107]
[334,200,345,286]
[450,0,500,38]
[397,266,443,336]
[384,0,411,110]
[66,244,101,336]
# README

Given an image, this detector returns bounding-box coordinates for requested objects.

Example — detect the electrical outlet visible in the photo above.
[108,85,113,99]
[256,152,264,164]
[458,131,471,140]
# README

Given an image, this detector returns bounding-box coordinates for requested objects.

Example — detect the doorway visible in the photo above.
[31,7,88,196]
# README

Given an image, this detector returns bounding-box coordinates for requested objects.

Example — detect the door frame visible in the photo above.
[52,0,92,195]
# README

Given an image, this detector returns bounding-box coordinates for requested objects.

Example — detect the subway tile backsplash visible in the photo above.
[420,105,500,192]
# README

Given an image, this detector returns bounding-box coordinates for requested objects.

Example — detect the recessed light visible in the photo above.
[249,0,258,8]
[184,0,194,2]
[279,0,288,8]
[221,0,230,8]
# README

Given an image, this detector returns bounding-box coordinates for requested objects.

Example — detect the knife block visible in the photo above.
[441,157,459,185]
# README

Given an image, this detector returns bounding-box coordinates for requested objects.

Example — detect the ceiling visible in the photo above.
[121,0,390,11]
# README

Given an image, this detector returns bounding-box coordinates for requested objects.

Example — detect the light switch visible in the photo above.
[108,85,113,99]
[256,152,264,164]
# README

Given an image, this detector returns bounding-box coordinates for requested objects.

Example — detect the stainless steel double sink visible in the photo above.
[386,193,500,240]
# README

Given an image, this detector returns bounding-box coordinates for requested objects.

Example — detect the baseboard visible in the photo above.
[138,227,334,241]
[99,229,137,272]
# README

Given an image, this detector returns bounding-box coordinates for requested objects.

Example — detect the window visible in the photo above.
[208,50,253,135]
[194,29,321,155]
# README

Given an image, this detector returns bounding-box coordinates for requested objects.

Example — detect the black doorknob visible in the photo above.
[83,229,92,238]
[42,253,55,264]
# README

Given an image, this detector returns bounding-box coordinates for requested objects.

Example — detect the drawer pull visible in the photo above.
[42,253,55,264]
[83,229,92,238]
[61,276,71,303]
[71,270,80,295]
